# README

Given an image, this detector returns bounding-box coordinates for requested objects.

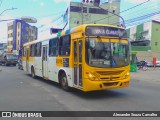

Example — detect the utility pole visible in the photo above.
[81,2,83,25]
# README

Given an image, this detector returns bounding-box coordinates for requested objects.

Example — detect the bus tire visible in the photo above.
[60,73,69,91]
[31,67,36,79]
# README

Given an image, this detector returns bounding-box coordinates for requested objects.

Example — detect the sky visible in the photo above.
[0,0,160,42]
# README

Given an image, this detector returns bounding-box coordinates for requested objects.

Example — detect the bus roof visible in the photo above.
[23,24,125,47]
[23,34,57,47]
[59,24,124,36]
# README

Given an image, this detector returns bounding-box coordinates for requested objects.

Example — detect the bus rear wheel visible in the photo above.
[60,73,69,91]
[31,67,36,78]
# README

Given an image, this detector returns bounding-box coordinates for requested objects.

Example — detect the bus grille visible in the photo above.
[95,70,124,81]
[96,70,124,76]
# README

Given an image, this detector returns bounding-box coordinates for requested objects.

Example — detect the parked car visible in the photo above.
[156,61,160,67]
[0,53,18,66]
[147,61,153,67]
[147,61,160,67]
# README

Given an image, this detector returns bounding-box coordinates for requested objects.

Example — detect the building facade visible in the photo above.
[62,0,120,30]
[7,20,38,55]
[127,20,160,51]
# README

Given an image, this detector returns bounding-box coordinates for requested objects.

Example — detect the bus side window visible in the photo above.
[59,35,71,56]
[49,38,58,56]
[37,43,41,57]
[30,45,35,57]
[34,44,37,56]
[34,43,41,57]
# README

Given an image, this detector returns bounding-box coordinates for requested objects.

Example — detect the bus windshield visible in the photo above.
[86,38,130,68]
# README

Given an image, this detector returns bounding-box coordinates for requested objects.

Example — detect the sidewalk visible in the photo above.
[131,68,160,84]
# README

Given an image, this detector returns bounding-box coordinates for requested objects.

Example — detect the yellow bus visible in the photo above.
[22,24,130,92]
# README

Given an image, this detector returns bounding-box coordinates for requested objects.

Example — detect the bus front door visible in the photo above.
[74,40,82,88]
[26,49,29,72]
[42,46,48,79]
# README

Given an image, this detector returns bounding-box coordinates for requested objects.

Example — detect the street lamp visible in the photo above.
[0,8,17,16]
[0,16,37,23]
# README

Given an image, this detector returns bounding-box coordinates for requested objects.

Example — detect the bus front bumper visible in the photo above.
[82,77,130,92]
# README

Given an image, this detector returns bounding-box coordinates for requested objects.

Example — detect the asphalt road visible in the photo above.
[0,66,160,120]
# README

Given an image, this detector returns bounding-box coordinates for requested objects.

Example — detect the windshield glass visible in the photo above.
[6,54,18,60]
[86,38,130,68]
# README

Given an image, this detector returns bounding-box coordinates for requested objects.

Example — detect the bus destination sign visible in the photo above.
[86,26,127,38]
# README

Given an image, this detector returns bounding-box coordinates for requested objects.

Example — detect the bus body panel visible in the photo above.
[34,57,43,77]
[47,57,58,82]
[82,65,130,91]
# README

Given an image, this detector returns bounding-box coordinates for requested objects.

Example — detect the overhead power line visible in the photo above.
[68,0,152,26]
[109,10,160,28]
[102,0,151,21]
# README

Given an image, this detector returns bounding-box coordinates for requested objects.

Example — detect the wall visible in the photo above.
[151,21,160,51]
[136,24,143,40]
[136,51,160,62]
[7,22,14,51]
[68,1,120,29]
[8,20,38,55]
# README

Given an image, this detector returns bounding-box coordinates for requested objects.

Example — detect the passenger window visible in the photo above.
[59,35,71,56]
[30,45,35,57]
[34,43,41,57]
[49,38,58,57]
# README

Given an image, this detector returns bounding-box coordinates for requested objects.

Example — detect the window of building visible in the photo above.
[59,35,71,56]
[83,7,87,13]
[17,22,21,28]
[70,6,87,13]
[8,25,13,30]
[8,33,13,38]
[89,8,108,14]
[49,38,58,56]
[34,42,41,57]
[70,6,81,12]
[155,42,158,46]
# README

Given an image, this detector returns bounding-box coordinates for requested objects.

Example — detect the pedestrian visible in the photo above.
[153,57,156,70]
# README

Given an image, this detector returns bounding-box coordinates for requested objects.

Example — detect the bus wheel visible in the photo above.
[60,73,69,91]
[31,67,36,78]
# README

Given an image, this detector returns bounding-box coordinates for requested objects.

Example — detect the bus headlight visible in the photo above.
[124,72,130,78]
[88,73,96,81]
